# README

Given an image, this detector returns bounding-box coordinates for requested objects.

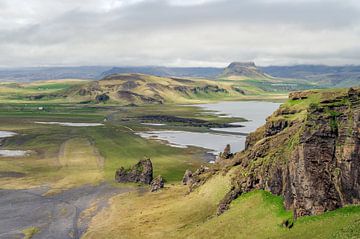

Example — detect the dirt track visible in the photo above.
[0,183,132,239]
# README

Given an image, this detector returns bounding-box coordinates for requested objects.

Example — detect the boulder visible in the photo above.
[115,158,153,184]
[150,175,165,192]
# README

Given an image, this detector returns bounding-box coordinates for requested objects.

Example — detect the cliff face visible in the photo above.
[220,88,360,218]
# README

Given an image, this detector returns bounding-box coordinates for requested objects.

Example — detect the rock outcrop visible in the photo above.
[95,93,110,103]
[288,90,316,100]
[183,166,217,192]
[115,158,153,184]
[182,170,193,185]
[219,144,233,159]
[150,175,165,192]
[218,88,360,218]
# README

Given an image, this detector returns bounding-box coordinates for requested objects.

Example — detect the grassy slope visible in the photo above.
[83,171,360,239]
[0,80,88,103]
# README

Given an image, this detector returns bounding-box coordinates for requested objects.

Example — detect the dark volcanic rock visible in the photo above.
[191,85,228,94]
[139,115,239,128]
[117,90,163,104]
[95,93,110,103]
[218,88,360,218]
[186,166,217,192]
[115,158,153,184]
[150,175,165,192]
[219,144,233,159]
[264,119,289,137]
[182,170,193,185]
[288,91,315,100]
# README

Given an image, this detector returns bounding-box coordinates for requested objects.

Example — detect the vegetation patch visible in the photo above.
[22,226,40,239]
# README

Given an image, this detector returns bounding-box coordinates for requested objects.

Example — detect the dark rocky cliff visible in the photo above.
[218,88,360,218]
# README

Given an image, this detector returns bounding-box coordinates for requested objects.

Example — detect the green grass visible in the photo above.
[82,125,204,182]
[22,226,40,239]
[83,174,360,239]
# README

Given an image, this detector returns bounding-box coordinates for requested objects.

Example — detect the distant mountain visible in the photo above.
[261,65,360,88]
[221,62,268,79]
[0,66,111,82]
[100,66,223,79]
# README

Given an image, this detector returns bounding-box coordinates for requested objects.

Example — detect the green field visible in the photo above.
[1,92,254,192]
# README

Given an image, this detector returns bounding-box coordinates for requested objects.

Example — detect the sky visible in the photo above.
[0,0,360,67]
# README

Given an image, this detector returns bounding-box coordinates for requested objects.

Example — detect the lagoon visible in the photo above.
[137,101,281,155]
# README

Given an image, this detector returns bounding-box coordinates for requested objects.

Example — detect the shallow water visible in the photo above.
[198,101,281,134]
[0,150,29,157]
[35,122,104,127]
[137,131,245,155]
[0,131,17,138]
[0,131,28,157]
[141,123,166,126]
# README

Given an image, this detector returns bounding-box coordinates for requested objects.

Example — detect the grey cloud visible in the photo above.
[0,0,360,67]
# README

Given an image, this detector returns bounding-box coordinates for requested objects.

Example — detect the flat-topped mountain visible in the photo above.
[221,62,269,79]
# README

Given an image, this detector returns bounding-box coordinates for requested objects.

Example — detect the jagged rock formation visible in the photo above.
[182,166,216,192]
[115,158,153,184]
[218,88,360,218]
[221,62,268,79]
[150,175,165,192]
[219,144,233,159]
[182,170,193,185]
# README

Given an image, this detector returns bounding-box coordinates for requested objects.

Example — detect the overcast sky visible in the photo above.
[0,0,360,67]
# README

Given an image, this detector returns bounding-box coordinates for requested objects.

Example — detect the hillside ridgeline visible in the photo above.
[65,73,249,104]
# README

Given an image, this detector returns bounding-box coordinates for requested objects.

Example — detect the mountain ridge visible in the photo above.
[1,63,360,89]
